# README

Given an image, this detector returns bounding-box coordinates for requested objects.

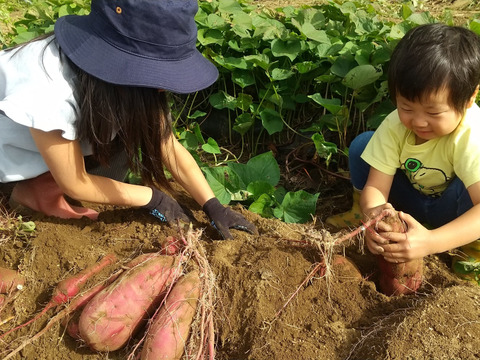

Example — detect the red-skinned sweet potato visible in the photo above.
[141,270,201,360]
[78,254,181,352]
[0,254,116,342]
[0,267,24,294]
[377,212,423,296]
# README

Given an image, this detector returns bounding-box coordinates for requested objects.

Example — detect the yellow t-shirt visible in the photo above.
[361,104,480,197]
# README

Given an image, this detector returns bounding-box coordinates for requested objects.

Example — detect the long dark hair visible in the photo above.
[8,34,172,190]
[71,60,172,190]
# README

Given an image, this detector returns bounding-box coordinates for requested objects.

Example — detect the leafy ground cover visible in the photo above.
[1,1,480,359]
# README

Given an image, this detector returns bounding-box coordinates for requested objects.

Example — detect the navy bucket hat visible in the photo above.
[54,0,218,94]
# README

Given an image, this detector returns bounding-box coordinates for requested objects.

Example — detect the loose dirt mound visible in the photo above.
[1,184,479,360]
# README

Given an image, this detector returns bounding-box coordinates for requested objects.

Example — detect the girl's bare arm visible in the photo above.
[161,134,215,207]
[30,128,153,207]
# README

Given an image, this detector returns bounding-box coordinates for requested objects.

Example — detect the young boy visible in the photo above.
[330,23,480,283]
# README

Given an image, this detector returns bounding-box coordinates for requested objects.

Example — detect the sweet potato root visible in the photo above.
[0,267,24,294]
[377,212,423,296]
[141,270,201,360]
[0,254,116,341]
[52,253,117,305]
[78,254,181,352]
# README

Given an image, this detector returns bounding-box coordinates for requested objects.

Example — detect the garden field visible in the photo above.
[1,0,480,359]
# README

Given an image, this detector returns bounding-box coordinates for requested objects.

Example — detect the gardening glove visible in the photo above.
[142,188,190,224]
[203,197,258,239]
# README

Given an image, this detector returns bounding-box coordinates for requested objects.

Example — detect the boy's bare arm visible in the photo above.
[360,167,394,217]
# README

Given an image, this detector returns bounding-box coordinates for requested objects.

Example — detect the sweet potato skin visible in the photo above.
[78,255,180,352]
[0,268,24,294]
[377,212,423,296]
[141,270,201,360]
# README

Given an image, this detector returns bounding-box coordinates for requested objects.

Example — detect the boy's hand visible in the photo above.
[203,198,258,239]
[142,188,190,224]
[362,203,396,255]
[378,211,432,262]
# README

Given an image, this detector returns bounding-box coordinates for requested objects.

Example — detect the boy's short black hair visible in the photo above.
[388,23,480,113]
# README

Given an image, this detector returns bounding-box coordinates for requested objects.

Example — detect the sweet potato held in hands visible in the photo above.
[377,212,423,296]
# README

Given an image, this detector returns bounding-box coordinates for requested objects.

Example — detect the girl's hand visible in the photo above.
[203,198,258,239]
[142,188,190,224]
[363,203,396,255]
[378,211,432,262]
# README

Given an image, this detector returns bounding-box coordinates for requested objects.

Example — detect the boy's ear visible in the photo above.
[467,85,479,109]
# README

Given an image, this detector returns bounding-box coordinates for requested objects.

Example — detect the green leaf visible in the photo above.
[389,22,412,40]
[235,93,253,111]
[209,91,237,110]
[260,107,283,135]
[19,220,36,232]
[244,54,271,70]
[291,8,329,43]
[271,38,302,62]
[214,55,250,70]
[202,166,244,204]
[271,68,295,81]
[178,130,199,151]
[312,133,338,159]
[469,19,480,37]
[273,186,287,204]
[407,12,435,26]
[231,11,253,38]
[13,30,38,44]
[202,137,221,154]
[249,193,274,218]
[274,190,319,223]
[343,64,383,90]
[228,151,280,188]
[218,0,243,14]
[233,113,254,136]
[252,15,287,40]
[330,54,357,77]
[401,3,414,20]
[188,110,207,120]
[309,93,344,115]
[295,61,317,74]
[247,181,276,200]
[232,69,256,88]
[197,28,225,46]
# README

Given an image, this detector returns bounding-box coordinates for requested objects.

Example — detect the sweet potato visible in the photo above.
[61,270,124,340]
[160,236,182,255]
[141,270,201,360]
[52,253,117,305]
[0,267,24,294]
[377,212,423,296]
[0,254,116,341]
[78,254,181,352]
[332,255,363,280]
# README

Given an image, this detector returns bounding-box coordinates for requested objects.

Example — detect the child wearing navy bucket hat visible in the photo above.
[0,0,257,239]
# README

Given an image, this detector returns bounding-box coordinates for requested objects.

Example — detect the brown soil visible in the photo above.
[1,179,480,360]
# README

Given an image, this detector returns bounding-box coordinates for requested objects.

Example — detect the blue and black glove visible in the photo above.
[142,188,190,224]
[203,197,258,239]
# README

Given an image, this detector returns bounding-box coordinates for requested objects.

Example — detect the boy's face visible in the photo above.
[396,88,463,144]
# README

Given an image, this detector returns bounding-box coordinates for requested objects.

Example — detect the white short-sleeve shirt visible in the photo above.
[0,36,92,182]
